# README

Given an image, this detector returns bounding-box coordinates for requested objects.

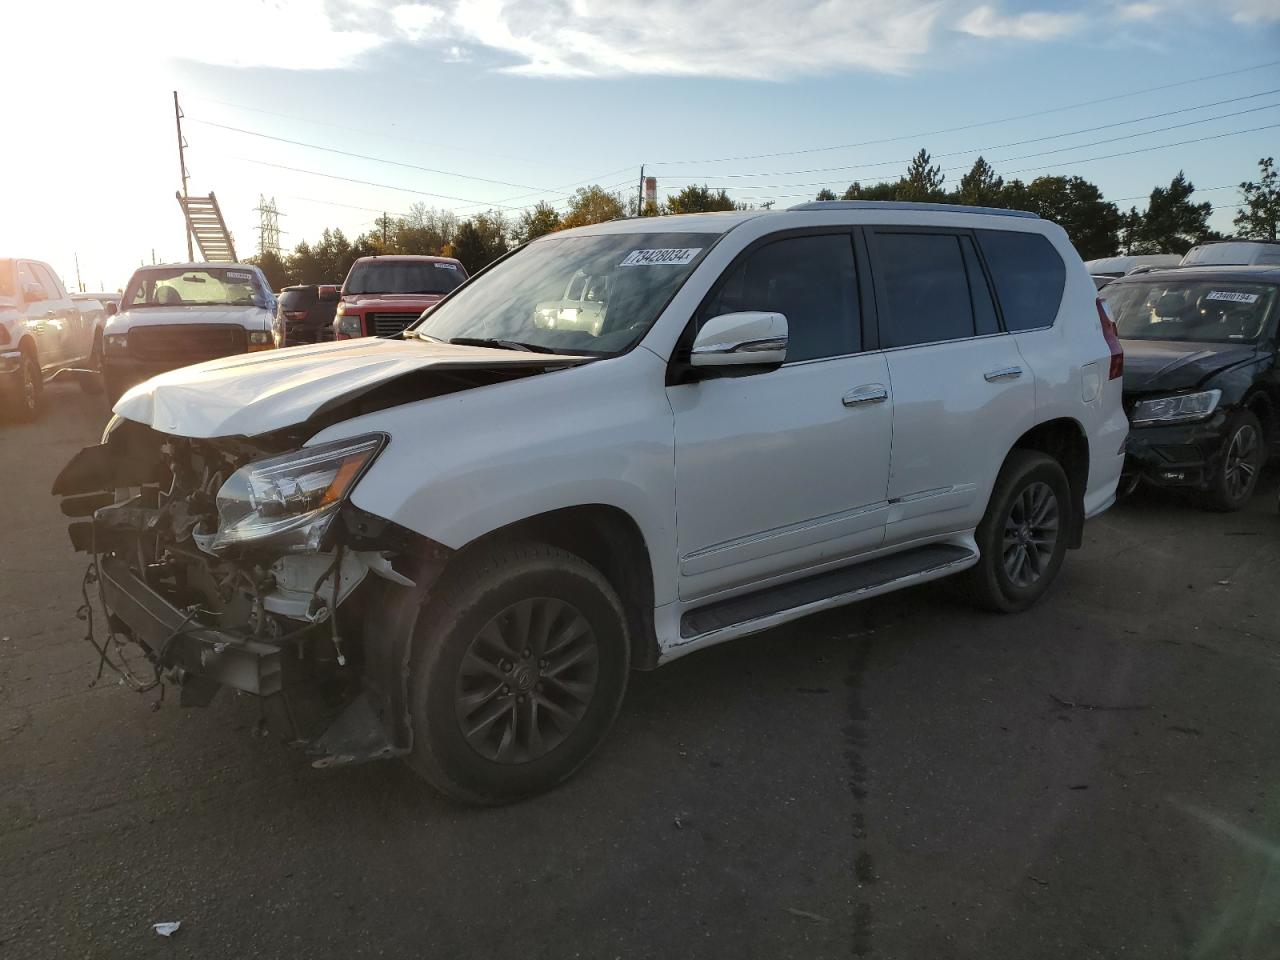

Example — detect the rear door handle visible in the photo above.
[843,384,889,406]
[984,366,1022,383]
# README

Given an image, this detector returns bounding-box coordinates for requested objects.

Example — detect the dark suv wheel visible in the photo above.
[957,450,1072,613]
[7,349,42,422]
[406,541,630,804]
[1201,410,1264,512]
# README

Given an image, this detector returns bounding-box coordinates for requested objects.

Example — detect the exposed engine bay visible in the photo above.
[52,417,448,765]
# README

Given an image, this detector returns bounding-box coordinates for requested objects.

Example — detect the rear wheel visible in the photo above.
[78,332,104,394]
[956,450,1072,613]
[406,542,630,804]
[1201,410,1264,512]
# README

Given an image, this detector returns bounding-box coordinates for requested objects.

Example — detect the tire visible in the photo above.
[78,332,104,394]
[1200,410,1264,512]
[405,541,630,804]
[956,450,1072,613]
[103,367,126,408]
[7,349,42,423]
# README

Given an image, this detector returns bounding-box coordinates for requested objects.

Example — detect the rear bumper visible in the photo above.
[1122,412,1230,488]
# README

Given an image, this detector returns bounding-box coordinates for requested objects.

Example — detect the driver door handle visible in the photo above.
[843,384,889,407]
[984,366,1022,383]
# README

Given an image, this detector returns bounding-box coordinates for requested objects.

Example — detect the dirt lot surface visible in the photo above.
[2,383,1278,959]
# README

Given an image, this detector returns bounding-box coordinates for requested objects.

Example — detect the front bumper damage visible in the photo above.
[1122,410,1230,489]
[53,420,450,769]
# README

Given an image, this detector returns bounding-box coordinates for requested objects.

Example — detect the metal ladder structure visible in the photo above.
[176,192,238,262]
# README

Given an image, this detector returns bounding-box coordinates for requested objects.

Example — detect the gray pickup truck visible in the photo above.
[1,258,107,420]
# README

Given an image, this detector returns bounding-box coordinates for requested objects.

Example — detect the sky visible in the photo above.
[2,0,1278,292]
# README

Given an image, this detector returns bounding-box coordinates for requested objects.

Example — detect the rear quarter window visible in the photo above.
[977,230,1066,332]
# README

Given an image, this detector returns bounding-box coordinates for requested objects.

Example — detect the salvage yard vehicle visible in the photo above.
[334,255,467,340]
[1180,239,1280,268]
[102,263,278,404]
[1110,265,1280,509]
[1,257,107,421]
[54,201,1127,804]
[278,283,340,345]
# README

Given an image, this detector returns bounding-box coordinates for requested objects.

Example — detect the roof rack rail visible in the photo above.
[787,200,1038,219]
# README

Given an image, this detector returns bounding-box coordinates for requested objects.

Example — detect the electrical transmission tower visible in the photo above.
[255,195,283,257]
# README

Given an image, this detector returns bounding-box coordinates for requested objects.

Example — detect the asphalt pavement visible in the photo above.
[2,382,1278,959]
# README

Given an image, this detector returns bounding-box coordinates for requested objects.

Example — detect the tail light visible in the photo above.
[285,311,307,322]
[1096,297,1123,380]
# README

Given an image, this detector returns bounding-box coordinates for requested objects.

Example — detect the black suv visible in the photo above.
[1108,265,1280,510]
[277,284,339,345]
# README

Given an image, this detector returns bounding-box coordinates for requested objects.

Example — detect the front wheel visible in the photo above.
[1201,410,1264,512]
[406,542,630,804]
[7,351,43,422]
[956,450,1072,613]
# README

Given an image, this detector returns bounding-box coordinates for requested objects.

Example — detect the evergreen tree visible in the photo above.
[1234,157,1279,240]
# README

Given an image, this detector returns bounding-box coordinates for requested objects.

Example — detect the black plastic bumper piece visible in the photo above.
[99,556,282,696]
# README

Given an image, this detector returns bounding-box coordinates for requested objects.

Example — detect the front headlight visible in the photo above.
[210,435,385,553]
[248,329,275,351]
[1130,389,1221,426]
[104,333,129,355]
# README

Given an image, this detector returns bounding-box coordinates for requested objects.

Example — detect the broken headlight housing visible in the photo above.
[210,434,386,553]
[1130,389,1221,426]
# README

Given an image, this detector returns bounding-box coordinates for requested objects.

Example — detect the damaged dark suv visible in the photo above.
[1109,265,1280,510]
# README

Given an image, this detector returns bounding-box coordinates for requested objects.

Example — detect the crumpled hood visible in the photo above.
[1121,339,1257,395]
[106,305,272,335]
[113,337,586,439]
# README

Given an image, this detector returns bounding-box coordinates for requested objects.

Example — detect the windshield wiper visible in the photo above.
[447,337,560,354]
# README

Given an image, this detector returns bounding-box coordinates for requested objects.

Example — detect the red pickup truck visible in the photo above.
[333,255,468,340]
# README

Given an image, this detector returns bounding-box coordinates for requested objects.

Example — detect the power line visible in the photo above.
[676,90,1280,181]
[669,115,1280,194]
[647,58,1280,165]
[192,118,575,196]
[233,157,559,211]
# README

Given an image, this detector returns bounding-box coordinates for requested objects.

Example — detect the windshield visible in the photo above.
[1107,279,1278,343]
[413,232,719,356]
[124,267,269,308]
[345,260,467,296]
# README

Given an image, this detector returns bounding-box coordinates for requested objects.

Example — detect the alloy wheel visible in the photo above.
[1002,481,1059,588]
[454,597,600,764]
[1223,423,1260,502]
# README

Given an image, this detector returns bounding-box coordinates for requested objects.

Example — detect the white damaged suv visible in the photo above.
[54,202,1127,803]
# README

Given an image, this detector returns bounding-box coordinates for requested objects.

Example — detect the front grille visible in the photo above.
[367,312,418,338]
[128,324,247,362]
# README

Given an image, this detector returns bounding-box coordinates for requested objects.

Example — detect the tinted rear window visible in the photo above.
[874,233,975,348]
[977,230,1066,331]
[279,288,317,309]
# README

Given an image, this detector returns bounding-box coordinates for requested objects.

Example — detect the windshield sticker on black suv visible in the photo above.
[1205,291,1260,304]
[224,271,254,282]
[619,248,702,267]
[434,263,458,270]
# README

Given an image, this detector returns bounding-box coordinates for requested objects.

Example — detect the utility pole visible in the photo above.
[254,195,283,258]
[74,253,83,293]
[382,212,388,246]
[174,91,193,261]
[637,165,645,217]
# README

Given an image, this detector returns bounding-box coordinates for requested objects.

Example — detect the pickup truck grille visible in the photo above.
[128,325,247,362]
[368,313,418,338]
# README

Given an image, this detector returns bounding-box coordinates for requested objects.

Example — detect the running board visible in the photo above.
[679,543,976,640]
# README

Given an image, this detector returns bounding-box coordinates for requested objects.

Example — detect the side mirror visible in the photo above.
[22,282,46,304]
[104,302,118,317]
[318,284,339,302]
[690,311,788,368]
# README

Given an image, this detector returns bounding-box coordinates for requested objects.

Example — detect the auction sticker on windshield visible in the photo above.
[1205,290,1260,304]
[225,271,254,282]
[619,248,702,267]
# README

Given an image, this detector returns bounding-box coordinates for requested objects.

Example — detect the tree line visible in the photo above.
[251,155,1278,289]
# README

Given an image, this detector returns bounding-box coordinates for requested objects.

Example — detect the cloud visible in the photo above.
[956,4,1083,40]
[391,3,447,42]
[1223,0,1280,22]
[441,0,947,79]
[1114,2,1162,20]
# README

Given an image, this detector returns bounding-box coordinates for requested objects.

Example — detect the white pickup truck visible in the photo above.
[1,258,106,421]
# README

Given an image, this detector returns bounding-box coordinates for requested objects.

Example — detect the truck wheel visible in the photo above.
[954,450,1072,613]
[1201,410,1264,512]
[79,333,104,394]
[406,541,630,804]
[8,349,42,422]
